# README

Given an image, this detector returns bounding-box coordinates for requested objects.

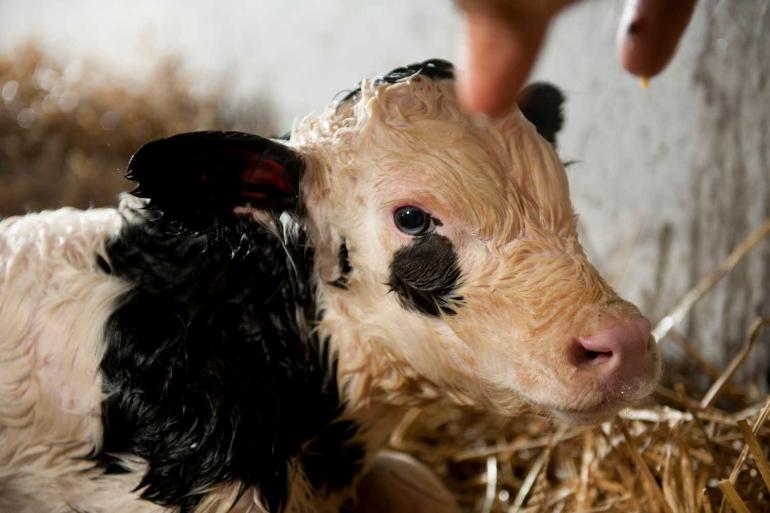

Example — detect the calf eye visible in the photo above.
[394,206,435,236]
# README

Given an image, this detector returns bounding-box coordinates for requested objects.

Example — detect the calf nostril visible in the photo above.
[570,339,613,368]
[585,349,604,360]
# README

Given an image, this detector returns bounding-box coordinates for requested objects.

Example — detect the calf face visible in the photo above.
[132,60,660,425]
[297,61,660,423]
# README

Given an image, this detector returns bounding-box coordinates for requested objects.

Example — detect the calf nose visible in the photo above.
[569,317,653,382]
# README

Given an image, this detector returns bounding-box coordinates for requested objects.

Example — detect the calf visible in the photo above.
[0,60,660,513]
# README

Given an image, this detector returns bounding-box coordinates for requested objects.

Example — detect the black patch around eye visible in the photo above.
[330,240,352,289]
[387,234,463,317]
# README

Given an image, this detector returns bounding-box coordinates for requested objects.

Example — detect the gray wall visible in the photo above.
[1,0,768,384]
[541,1,770,386]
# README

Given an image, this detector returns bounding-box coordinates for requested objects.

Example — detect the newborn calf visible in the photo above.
[0,60,659,513]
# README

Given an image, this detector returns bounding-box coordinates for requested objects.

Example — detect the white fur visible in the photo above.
[0,205,164,512]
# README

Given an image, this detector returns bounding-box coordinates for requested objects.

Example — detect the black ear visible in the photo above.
[517,83,565,146]
[127,131,303,229]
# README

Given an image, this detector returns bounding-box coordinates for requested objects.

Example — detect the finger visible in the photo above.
[617,0,698,77]
[457,11,548,116]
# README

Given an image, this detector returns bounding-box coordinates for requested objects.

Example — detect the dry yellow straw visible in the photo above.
[481,456,497,513]
[619,419,674,513]
[735,419,770,494]
[717,480,750,513]
[509,447,550,512]
[700,318,770,408]
[728,396,770,483]
[702,490,715,513]
[653,218,770,343]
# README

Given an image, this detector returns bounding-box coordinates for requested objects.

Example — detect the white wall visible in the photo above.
[0,0,459,125]
[1,0,768,382]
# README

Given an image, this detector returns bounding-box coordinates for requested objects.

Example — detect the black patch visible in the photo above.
[330,240,352,289]
[338,61,565,150]
[387,234,463,317]
[340,59,454,103]
[94,211,364,513]
[517,83,565,146]
[128,131,304,234]
[95,254,111,274]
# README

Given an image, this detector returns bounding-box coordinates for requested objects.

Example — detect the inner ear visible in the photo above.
[517,83,565,147]
[127,131,304,230]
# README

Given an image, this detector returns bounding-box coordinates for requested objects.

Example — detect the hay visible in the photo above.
[0,43,274,217]
[392,220,770,513]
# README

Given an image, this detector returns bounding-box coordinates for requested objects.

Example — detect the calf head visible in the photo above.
[129,60,660,425]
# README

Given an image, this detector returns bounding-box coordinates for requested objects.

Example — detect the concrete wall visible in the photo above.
[540,1,770,387]
[1,0,768,384]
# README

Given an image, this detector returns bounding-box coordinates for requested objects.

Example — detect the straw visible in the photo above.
[652,219,770,343]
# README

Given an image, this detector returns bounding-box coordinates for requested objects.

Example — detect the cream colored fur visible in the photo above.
[294,76,659,424]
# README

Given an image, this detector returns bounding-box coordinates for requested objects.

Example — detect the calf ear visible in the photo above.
[517,83,565,147]
[127,131,303,229]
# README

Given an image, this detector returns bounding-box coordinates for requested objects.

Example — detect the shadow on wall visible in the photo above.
[0,43,278,216]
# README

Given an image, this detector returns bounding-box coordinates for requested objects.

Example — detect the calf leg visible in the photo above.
[350,451,461,513]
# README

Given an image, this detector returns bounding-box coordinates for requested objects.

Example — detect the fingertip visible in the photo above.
[456,53,524,117]
[617,0,697,77]
[457,12,546,117]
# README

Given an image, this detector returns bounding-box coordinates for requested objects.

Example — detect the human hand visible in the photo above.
[456,0,698,116]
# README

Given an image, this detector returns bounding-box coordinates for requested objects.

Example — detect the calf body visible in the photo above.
[0,60,660,512]
[0,201,371,513]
